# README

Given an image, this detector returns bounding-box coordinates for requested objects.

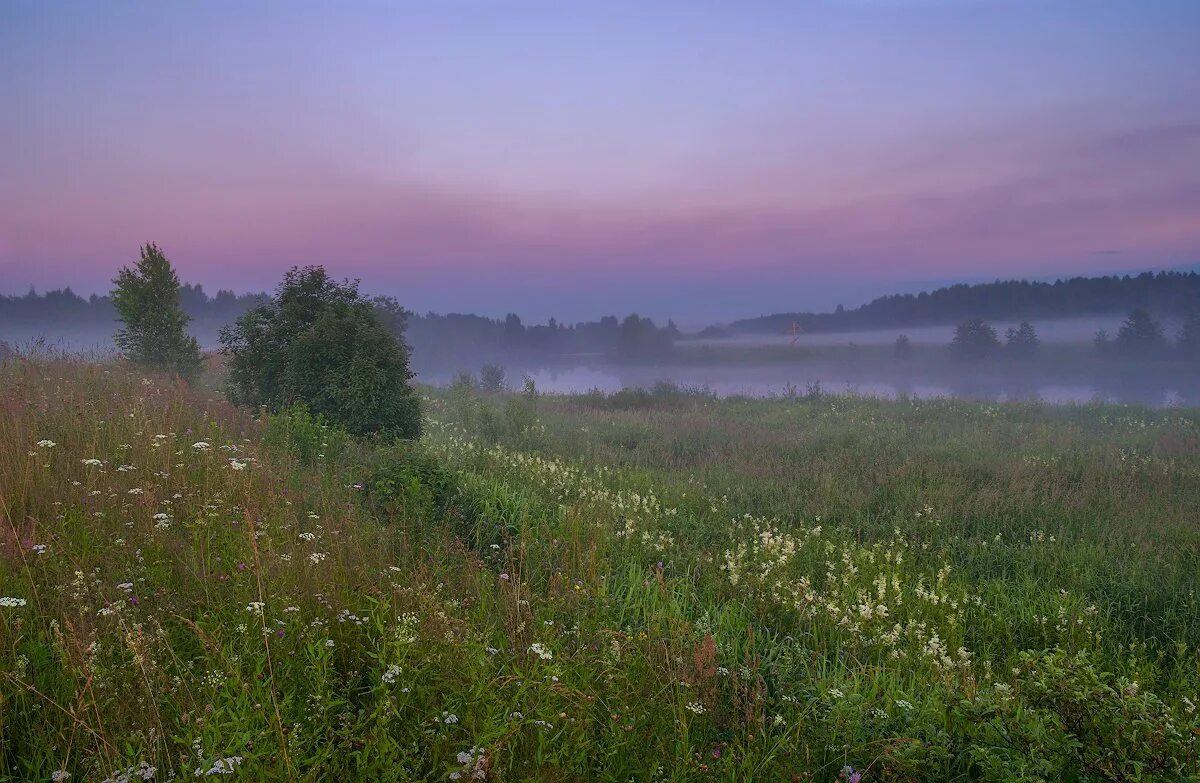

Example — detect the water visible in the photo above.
[422,360,1195,407]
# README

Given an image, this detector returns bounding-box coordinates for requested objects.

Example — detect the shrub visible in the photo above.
[110,243,203,380]
[950,318,1001,361]
[365,441,462,522]
[261,405,350,466]
[893,334,913,359]
[219,266,421,439]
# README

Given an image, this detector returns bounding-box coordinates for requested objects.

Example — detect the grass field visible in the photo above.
[3,358,1199,781]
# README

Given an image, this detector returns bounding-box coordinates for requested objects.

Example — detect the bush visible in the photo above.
[950,318,1001,361]
[220,266,421,439]
[365,441,462,522]
[952,649,1196,781]
[261,405,350,466]
[110,243,203,380]
[893,334,913,359]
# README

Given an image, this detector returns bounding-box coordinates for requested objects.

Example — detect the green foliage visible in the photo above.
[220,266,421,439]
[953,650,1195,781]
[261,405,350,466]
[365,441,462,523]
[110,243,203,380]
[5,360,1200,781]
[950,318,1001,360]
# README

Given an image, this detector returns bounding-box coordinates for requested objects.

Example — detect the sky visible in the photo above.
[2,0,1199,323]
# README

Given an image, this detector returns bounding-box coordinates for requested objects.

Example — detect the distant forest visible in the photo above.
[727,271,1200,334]
[0,284,678,364]
[5,270,1199,358]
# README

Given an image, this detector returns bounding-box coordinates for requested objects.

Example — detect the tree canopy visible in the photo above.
[110,243,203,380]
[219,266,421,439]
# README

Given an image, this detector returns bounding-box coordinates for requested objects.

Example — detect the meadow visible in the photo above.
[3,357,1200,781]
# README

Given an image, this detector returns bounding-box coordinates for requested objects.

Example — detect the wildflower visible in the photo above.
[101,762,156,782]
[382,664,402,684]
[117,582,134,593]
[441,711,459,724]
[1,597,28,608]
[37,439,57,448]
[686,701,706,714]
[325,639,335,648]
[246,601,265,615]
[51,771,71,782]
[308,552,327,564]
[127,487,144,495]
[191,441,211,451]
[31,544,47,554]
[194,756,243,776]
[840,766,863,783]
[81,458,102,466]
[528,642,553,660]
[229,459,248,471]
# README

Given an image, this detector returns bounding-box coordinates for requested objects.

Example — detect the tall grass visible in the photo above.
[2,359,1198,781]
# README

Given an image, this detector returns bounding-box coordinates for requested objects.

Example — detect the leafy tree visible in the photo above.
[1114,308,1167,358]
[479,363,506,393]
[949,318,1001,360]
[1093,329,1112,355]
[1005,321,1039,360]
[1177,312,1200,361]
[617,314,672,358]
[110,243,203,380]
[893,334,913,359]
[503,313,525,345]
[219,266,421,439]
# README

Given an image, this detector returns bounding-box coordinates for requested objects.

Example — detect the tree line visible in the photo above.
[899,309,1200,361]
[2,244,684,440]
[0,280,678,361]
[731,271,1200,334]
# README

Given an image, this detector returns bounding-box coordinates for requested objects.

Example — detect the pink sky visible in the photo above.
[2,1,1199,320]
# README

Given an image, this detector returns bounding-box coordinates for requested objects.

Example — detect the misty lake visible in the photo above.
[422,360,1196,408]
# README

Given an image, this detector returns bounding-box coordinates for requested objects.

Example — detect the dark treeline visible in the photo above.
[0,285,678,362]
[728,270,1200,334]
[399,310,678,365]
[0,284,266,327]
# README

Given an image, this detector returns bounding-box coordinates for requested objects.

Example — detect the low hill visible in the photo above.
[727,270,1200,335]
